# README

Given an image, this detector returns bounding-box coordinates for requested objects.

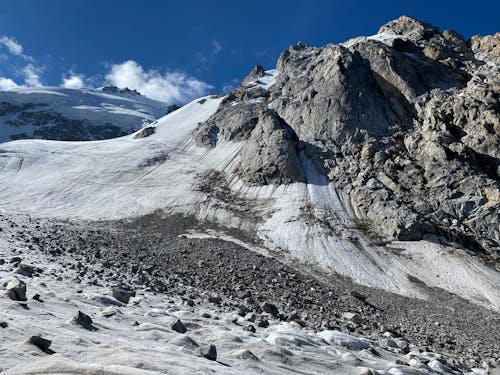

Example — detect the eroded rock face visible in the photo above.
[234,109,306,185]
[193,16,499,255]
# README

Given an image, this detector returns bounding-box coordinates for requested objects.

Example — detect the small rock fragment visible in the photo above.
[257,316,269,328]
[342,312,363,324]
[29,335,54,354]
[378,338,399,348]
[202,344,217,361]
[244,324,256,333]
[15,264,40,277]
[261,302,279,316]
[350,290,367,301]
[171,319,187,334]
[112,287,133,304]
[76,311,97,331]
[208,295,222,304]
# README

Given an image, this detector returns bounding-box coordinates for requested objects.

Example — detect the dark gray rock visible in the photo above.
[171,319,187,334]
[134,126,155,139]
[201,344,217,361]
[29,335,54,354]
[257,316,270,328]
[6,278,27,301]
[261,302,279,316]
[15,264,38,277]
[10,257,22,265]
[76,311,97,331]
[244,324,256,333]
[111,287,133,304]
[208,295,222,304]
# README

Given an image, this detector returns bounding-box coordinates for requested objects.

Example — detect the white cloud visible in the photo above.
[105,60,212,103]
[0,77,19,91]
[0,36,23,56]
[61,74,85,89]
[212,39,222,55]
[22,64,43,86]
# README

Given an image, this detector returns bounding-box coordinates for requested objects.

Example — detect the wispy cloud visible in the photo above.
[212,39,222,55]
[196,37,223,72]
[0,35,43,90]
[105,60,212,103]
[0,36,24,56]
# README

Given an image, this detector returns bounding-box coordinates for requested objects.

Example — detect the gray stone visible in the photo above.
[171,319,187,334]
[134,126,155,139]
[201,344,217,361]
[6,278,27,301]
[29,335,54,354]
[15,264,38,277]
[111,287,133,304]
[342,312,363,324]
[261,302,279,316]
[208,295,222,304]
[75,311,97,331]
[244,324,256,333]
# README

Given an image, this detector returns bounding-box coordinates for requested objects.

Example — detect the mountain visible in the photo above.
[0,85,167,142]
[0,16,498,374]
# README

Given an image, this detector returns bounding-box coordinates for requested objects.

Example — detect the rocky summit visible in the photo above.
[0,15,499,375]
[195,15,499,256]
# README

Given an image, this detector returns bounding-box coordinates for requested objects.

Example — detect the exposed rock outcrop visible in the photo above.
[193,16,499,255]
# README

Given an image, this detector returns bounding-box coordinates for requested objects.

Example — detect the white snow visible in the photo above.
[367,32,402,42]
[0,87,166,142]
[0,94,498,312]
[341,32,402,48]
[257,69,278,90]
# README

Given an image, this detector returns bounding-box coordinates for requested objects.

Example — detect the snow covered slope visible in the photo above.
[0,95,498,312]
[0,86,166,142]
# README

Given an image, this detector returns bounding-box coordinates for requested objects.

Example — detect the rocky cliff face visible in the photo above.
[194,16,499,258]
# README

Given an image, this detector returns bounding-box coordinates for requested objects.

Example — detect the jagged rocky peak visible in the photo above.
[101,85,143,96]
[193,16,499,255]
[378,15,440,40]
[242,64,266,84]
[470,32,500,63]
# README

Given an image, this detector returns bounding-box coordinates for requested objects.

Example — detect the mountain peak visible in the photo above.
[378,15,440,40]
[100,85,143,96]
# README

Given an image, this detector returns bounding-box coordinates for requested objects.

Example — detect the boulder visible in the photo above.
[6,278,27,301]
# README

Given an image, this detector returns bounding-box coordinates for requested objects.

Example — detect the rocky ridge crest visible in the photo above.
[193,16,500,257]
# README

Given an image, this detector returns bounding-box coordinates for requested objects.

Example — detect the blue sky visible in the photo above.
[0,0,498,103]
